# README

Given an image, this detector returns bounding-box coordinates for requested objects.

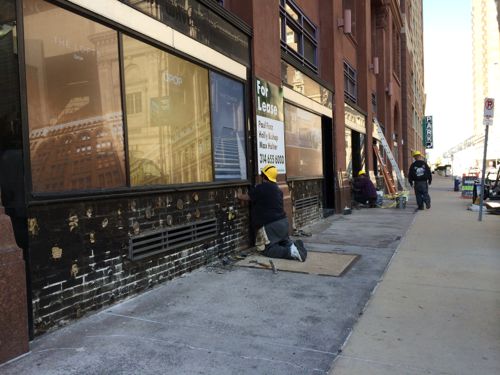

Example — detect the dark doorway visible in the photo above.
[351,130,362,177]
[322,116,335,216]
[0,0,33,339]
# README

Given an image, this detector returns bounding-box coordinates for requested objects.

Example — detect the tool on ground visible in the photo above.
[249,259,271,269]
[269,260,277,274]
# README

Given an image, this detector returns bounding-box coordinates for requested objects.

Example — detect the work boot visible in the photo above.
[418,206,424,210]
[294,240,307,262]
[290,244,302,261]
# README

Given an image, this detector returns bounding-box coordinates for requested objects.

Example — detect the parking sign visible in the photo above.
[484,98,494,126]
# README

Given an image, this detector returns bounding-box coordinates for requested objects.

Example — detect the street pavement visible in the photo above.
[3,176,498,374]
[330,176,500,375]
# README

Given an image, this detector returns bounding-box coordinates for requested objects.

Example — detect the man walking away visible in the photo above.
[408,151,432,210]
[237,164,307,262]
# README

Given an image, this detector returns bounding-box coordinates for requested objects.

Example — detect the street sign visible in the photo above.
[484,97,495,119]
[424,116,433,149]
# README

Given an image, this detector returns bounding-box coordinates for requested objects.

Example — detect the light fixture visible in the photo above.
[369,57,379,75]
[386,81,393,96]
[337,9,352,34]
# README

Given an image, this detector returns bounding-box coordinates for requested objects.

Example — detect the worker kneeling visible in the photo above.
[352,170,378,208]
[237,164,307,262]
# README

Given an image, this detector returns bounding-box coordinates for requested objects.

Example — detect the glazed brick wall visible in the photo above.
[27,187,250,335]
[289,179,324,230]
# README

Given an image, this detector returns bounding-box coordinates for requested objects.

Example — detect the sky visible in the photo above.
[423,0,473,161]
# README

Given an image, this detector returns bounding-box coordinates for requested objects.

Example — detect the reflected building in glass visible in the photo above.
[24,0,126,192]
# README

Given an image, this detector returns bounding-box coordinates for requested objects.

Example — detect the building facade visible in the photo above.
[0,0,422,340]
[401,0,425,172]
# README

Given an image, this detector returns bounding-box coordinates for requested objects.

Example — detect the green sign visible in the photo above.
[423,116,433,149]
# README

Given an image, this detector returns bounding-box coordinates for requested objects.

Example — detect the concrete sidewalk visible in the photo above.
[331,176,500,375]
[1,187,416,374]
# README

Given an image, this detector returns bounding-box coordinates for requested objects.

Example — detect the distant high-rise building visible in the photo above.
[472,0,500,135]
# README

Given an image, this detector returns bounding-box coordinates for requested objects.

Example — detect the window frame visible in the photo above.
[18,0,251,202]
[343,61,357,104]
[279,0,318,73]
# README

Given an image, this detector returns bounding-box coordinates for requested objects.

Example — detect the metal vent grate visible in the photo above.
[129,218,218,261]
[295,196,319,211]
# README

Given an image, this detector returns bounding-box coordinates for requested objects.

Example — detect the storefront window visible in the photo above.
[210,72,246,180]
[123,35,212,186]
[23,0,126,192]
[284,103,322,178]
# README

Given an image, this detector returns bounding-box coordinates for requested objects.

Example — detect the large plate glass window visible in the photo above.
[23,0,126,192]
[210,72,246,180]
[122,35,212,186]
[279,0,318,72]
[284,103,322,178]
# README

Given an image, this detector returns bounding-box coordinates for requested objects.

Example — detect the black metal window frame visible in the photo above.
[279,0,318,73]
[343,61,357,104]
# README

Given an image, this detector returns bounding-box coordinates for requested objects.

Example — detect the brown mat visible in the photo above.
[236,251,359,277]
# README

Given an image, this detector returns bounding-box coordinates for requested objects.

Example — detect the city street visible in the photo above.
[2,176,498,374]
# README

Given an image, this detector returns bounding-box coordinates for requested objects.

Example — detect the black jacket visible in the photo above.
[408,160,432,185]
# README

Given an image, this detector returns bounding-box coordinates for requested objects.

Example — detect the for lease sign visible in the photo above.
[255,78,286,173]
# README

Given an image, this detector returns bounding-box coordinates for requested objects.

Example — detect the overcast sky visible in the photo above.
[423,0,473,160]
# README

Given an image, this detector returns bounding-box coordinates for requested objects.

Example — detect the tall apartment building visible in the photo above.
[472,0,500,160]
[0,0,423,341]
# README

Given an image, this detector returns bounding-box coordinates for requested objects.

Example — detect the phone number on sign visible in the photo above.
[259,154,285,164]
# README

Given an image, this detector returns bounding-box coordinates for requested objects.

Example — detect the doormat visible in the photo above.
[236,251,360,277]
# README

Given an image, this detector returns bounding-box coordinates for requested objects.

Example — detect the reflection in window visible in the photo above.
[210,72,246,180]
[23,0,126,192]
[123,35,212,186]
[284,103,322,178]
[281,61,333,109]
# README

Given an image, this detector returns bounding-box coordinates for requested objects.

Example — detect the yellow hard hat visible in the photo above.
[261,164,278,182]
[412,150,422,157]
[358,170,366,176]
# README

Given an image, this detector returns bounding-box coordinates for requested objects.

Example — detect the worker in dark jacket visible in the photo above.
[408,150,432,210]
[352,170,378,207]
[237,164,307,261]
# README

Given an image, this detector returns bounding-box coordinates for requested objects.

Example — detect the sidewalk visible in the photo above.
[331,176,500,375]
[1,187,415,374]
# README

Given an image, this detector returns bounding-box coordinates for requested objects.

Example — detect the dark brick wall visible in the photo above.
[288,179,323,230]
[27,187,250,335]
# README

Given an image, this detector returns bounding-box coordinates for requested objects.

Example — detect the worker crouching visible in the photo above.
[237,164,307,262]
[352,170,378,208]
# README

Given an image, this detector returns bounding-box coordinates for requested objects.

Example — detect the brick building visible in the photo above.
[0,0,424,341]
